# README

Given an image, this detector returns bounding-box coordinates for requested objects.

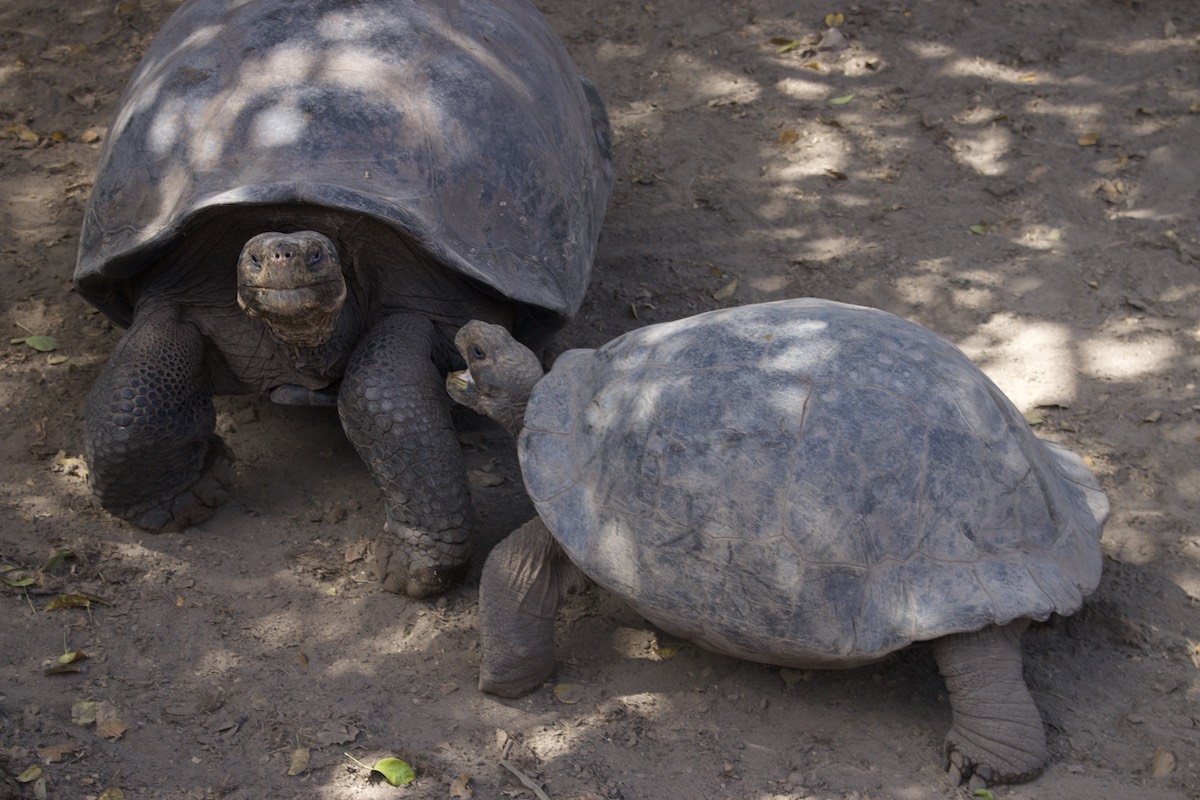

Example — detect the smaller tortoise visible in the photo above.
[447,298,1109,785]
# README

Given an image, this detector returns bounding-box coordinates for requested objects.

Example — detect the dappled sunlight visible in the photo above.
[949,122,1012,177]
[956,315,1078,409]
[1013,223,1067,251]
[776,75,835,102]
[942,55,1049,87]
[6,0,1200,796]
[663,50,762,107]
[1080,331,1179,380]
[193,646,242,679]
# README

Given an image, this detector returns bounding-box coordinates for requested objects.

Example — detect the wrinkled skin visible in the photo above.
[76,0,613,599]
[86,211,510,597]
[447,311,1104,785]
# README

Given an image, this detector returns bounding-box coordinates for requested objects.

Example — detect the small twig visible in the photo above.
[501,761,551,800]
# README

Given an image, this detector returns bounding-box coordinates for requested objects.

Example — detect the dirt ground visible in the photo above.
[2,0,1199,798]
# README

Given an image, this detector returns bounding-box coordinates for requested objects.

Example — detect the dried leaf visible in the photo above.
[318,722,359,746]
[16,765,42,783]
[1077,132,1100,147]
[81,127,106,144]
[2,569,36,588]
[97,788,126,800]
[777,128,799,146]
[502,761,552,800]
[57,650,88,665]
[824,12,845,27]
[712,279,738,301]
[287,747,310,776]
[553,683,583,704]
[96,701,128,740]
[71,700,97,726]
[815,115,842,127]
[44,591,110,611]
[3,123,40,143]
[1151,746,1176,777]
[450,772,474,798]
[467,469,504,487]
[824,168,848,180]
[654,642,681,660]
[36,743,79,764]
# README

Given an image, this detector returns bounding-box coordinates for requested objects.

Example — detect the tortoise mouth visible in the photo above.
[445,369,476,405]
[237,282,347,348]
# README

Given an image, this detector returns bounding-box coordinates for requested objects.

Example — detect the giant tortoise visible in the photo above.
[74,0,612,597]
[446,298,1109,784]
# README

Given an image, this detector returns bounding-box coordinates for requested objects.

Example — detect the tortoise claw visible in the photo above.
[374,529,469,598]
[111,437,234,532]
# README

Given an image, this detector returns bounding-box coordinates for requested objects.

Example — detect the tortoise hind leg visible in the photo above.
[932,621,1048,785]
[479,516,591,697]
[338,313,472,598]
[85,306,233,531]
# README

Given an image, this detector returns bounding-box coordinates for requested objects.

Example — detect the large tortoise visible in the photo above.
[74,0,612,597]
[446,298,1109,784]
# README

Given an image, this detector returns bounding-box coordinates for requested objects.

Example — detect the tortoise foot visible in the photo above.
[373,525,469,598]
[945,738,1042,788]
[109,437,234,532]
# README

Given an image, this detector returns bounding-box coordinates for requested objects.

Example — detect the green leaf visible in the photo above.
[11,334,58,352]
[973,791,995,800]
[828,93,855,105]
[969,224,989,235]
[58,650,89,665]
[372,757,415,786]
[41,550,74,573]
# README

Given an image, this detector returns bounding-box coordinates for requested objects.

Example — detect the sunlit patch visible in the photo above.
[1015,224,1066,251]
[1080,335,1178,380]
[948,125,1011,176]
[943,55,1050,86]
[248,100,306,148]
[956,315,1077,410]
[776,76,828,101]
[594,41,648,63]
[668,53,762,105]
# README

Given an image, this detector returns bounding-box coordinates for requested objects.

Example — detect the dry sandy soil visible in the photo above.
[2,0,1199,798]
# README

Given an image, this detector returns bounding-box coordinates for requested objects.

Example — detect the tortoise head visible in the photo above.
[447,320,543,437]
[236,231,347,348]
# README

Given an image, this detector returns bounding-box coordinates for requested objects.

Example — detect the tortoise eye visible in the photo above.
[470,345,486,361]
[309,248,323,264]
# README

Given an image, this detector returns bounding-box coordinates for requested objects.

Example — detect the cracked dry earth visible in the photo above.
[2,1,1200,799]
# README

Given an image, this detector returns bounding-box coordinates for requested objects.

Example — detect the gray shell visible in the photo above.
[519,299,1108,667]
[74,0,611,327]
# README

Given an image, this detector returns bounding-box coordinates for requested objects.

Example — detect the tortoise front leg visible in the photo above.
[479,516,591,697]
[85,306,233,531]
[932,621,1048,785]
[338,313,472,598]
